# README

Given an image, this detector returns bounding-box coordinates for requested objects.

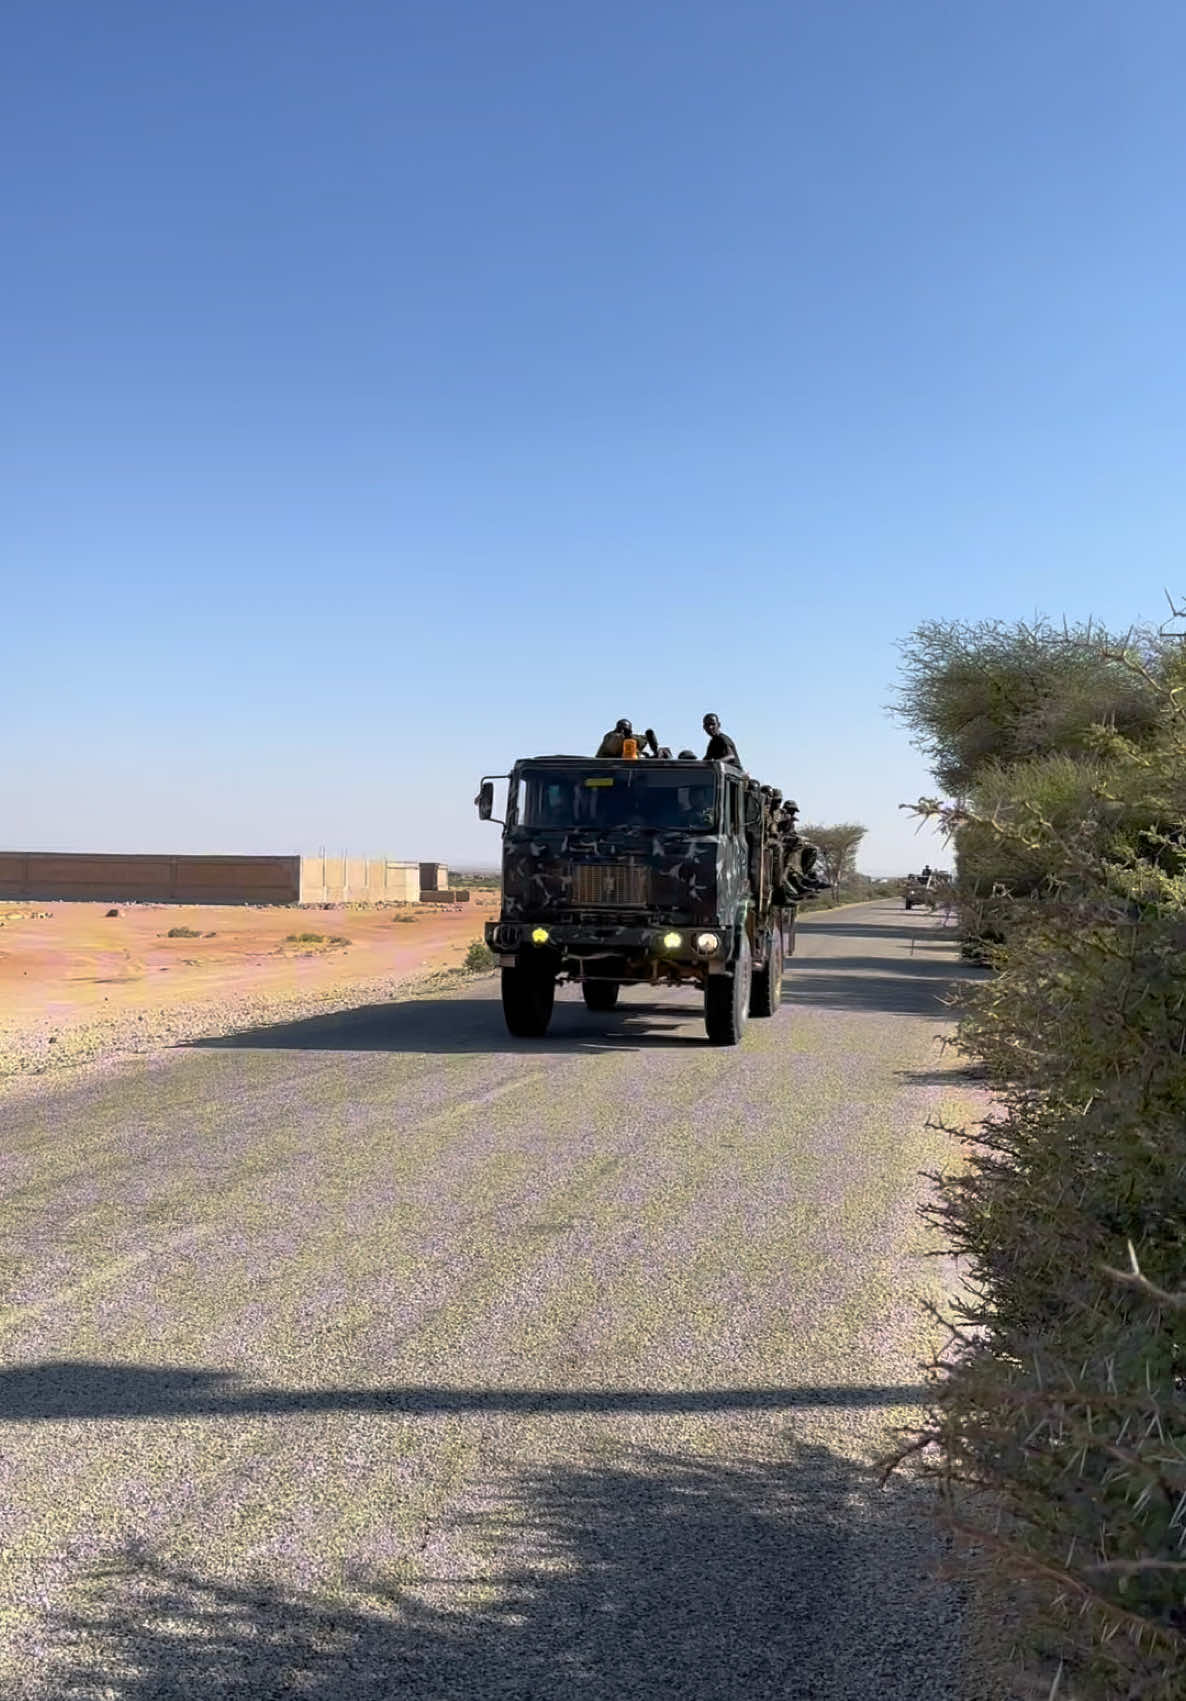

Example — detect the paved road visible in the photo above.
[0,902,985,1700]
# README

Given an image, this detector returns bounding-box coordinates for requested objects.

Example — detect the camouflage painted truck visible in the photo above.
[475,753,795,1045]
[902,873,937,911]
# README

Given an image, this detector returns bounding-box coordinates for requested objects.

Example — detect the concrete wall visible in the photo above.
[0,851,430,907]
[0,852,301,905]
[298,858,420,905]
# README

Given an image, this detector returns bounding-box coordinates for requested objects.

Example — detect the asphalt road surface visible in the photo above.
[0,902,986,1700]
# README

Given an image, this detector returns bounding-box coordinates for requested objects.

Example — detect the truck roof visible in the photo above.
[520,755,747,777]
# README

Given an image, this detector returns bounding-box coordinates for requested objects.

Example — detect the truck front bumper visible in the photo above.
[485,918,729,965]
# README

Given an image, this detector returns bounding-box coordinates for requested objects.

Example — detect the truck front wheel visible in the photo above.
[501,964,556,1037]
[582,982,620,1012]
[704,933,751,1046]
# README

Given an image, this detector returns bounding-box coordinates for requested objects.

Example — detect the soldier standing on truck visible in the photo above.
[702,713,741,765]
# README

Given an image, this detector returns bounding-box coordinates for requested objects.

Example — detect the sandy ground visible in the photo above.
[0,896,500,1079]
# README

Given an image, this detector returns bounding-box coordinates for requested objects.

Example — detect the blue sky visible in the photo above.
[5,0,1185,872]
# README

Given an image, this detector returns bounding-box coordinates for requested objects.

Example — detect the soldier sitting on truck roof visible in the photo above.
[596,720,660,758]
[702,713,741,765]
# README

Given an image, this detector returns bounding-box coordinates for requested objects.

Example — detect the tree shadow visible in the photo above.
[796,918,931,940]
[190,993,712,1057]
[797,956,968,978]
[894,1062,991,1089]
[0,1360,927,1423]
[41,1441,962,1699]
[786,953,986,1017]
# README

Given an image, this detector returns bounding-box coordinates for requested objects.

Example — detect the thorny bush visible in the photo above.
[889,625,1186,1700]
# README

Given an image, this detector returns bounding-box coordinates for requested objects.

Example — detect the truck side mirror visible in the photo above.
[476,781,495,820]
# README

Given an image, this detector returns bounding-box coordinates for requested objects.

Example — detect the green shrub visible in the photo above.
[462,938,495,973]
[892,617,1168,795]
[892,629,1186,1698]
[285,931,325,944]
[166,926,202,938]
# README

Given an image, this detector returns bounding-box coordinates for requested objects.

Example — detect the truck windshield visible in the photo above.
[520,767,717,831]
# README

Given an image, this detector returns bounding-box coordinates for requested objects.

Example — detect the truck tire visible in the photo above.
[501,965,555,1037]
[749,929,783,1017]
[704,933,751,1046]
[582,982,620,1012]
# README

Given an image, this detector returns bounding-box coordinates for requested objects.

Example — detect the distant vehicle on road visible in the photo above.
[902,869,952,912]
[475,754,795,1045]
[902,873,936,911]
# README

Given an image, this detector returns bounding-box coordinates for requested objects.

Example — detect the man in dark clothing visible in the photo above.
[777,800,827,897]
[596,720,659,758]
[597,719,633,757]
[702,713,741,764]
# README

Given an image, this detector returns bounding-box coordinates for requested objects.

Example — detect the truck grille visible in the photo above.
[571,863,651,907]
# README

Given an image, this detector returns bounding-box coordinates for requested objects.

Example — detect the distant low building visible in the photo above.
[0,850,425,906]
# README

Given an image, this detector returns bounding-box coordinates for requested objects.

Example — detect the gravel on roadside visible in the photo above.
[0,960,487,1087]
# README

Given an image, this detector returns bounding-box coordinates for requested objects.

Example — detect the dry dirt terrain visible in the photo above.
[0,902,990,1699]
[0,896,500,1079]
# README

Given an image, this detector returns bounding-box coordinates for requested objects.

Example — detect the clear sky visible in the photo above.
[5,1,1185,873]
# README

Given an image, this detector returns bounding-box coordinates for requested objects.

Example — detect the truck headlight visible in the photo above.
[693,931,720,954]
[661,931,683,950]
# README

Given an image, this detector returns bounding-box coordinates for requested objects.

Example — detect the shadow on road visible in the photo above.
[39,1442,961,1700]
[0,1361,928,1423]
[894,1062,991,1089]
[184,909,982,1052]
[796,917,940,940]
[786,953,985,1017]
[191,994,711,1056]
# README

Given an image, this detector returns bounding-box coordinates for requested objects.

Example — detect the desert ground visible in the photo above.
[0,895,500,1080]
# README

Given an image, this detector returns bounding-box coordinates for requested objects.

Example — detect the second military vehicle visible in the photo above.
[475,753,795,1045]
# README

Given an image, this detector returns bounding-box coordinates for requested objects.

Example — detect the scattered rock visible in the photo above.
[105,909,120,918]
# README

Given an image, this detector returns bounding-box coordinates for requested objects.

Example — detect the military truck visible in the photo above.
[902,873,936,912]
[475,754,795,1045]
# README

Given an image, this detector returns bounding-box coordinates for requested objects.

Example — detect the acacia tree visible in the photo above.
[892,616,1178,932]
[799,822,867,897]
[891,616,1166,797]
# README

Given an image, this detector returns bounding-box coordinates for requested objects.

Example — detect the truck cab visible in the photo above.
[475,755,794,1045]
